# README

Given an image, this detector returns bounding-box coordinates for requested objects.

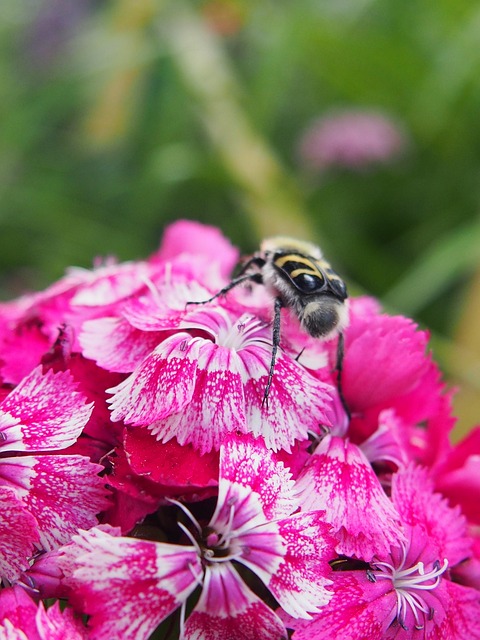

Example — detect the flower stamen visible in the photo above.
[372,544,448,630]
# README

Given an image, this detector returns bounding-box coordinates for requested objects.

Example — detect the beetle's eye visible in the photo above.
[329,278,347,299]
[295,273,322,292]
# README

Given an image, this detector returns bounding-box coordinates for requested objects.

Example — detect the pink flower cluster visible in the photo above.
[298,109,407,171]
[0,220,479,639]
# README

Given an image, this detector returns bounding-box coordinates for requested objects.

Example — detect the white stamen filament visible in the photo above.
[167,498,202,535]
[176,521,202,556]
[141,275,163,307]
[169,498,241,565]
[372,546,448,630]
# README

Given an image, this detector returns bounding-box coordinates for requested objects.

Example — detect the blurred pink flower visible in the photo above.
[298,109,407,171]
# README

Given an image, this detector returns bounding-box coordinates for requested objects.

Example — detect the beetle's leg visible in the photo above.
[262,296,283,409]
[186,257,265,306]
[335,332,350,420]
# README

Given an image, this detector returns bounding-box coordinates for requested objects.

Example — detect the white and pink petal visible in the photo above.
[215,435,297,525]
[184,563,287,640]
[0,368,93,453]
[35,602,88,640]
[0,455,109,551]
[107,333,202,425]
[296,436,402,561]
[147,343,248,454]
[251,512,335,618]
[243,351,334,452]
[69,530,201,640]
[0,487,39,583]
[79,317,163,373]
[282,572,394,640]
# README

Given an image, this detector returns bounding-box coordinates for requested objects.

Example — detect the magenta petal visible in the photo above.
[296,436,402,561]
[392,466,471,567]
[125,428,219,493]
[0,367,93,453]
[34,602,88,639]
[69,530,201,640]
[155,219,239,279]
[79,317,163,373]
[343,313,429,412]
[0,455,109,550]
[184,563,287,640]
[0,487,39,582]
[0,586,40,640]
[283,572,394,640]
[108,333,202,425]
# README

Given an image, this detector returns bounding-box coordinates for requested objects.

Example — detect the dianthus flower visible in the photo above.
[0,220,478,640]
[0,365,109,582]
[54,436,335,640]
[284,466,480,639]
[0,584,88,639]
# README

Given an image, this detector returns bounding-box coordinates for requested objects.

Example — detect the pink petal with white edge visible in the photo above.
[242,512,335,618]
[107,333,202,425]
[147,342,248,454]
[0,455,109,551]
[0,620,29,640]
[184,563,287,640]
[214,435,297,525]
[0,487,39,582]
[0,368,93,453]
[296,436,402,561]
[122,279,215,331]
[69,529,201,640]
[79,316,163,373]
[243,350,334,452]
[71,261,151,307]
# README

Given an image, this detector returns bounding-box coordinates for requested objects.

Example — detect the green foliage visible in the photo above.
[1,0,480,346]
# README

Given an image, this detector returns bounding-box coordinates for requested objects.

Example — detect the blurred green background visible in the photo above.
[2,0,480,433]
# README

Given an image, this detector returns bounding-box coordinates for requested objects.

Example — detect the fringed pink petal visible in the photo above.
[79,317,163,372]
[296,436,402,561]
[282,572,393,640]
[184,563,287,640]
[0,367,93,453]
[107,333,202,425]
[215,435,297,524]
[68,529,201,640]
[0,487,39,583]
[35,602,88,639]
[243,351,333,452]
[392,466,471,567]
[0,455,109,551]
[148,343,248,454]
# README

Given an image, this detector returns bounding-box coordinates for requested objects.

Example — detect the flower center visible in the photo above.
[372,545,448,631]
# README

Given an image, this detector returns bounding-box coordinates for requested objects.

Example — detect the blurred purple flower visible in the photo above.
[22,0,93,73]
[298,109,407,172]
